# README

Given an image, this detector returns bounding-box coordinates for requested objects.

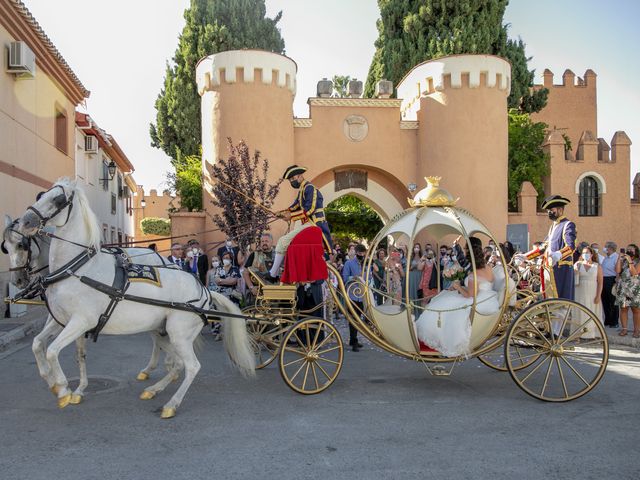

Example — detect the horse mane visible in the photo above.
[54,178,101,249]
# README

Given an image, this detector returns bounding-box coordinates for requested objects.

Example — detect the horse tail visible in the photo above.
[209,291,255,377]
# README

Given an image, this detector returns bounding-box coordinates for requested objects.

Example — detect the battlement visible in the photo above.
[196,49,297,96]
[397,54,511,120]
[540,68,596,88]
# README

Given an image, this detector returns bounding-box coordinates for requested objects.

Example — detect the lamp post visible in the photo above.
[98,160,117,182]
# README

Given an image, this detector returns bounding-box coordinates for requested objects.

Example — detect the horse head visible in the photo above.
[2,214,41,289]
[19,179,77,236]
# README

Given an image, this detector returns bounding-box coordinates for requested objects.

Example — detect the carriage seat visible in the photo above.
[280,225,328,284]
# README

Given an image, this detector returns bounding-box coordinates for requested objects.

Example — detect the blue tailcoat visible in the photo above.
[288,180,333,251]
[545,216,577,300]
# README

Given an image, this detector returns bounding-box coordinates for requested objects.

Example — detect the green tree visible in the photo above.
[165,153,203,211]
[332,75,351,97]
[364,0,547,112]
[150,0,286,168]
[508,110,550,210]
[325,195,384,242]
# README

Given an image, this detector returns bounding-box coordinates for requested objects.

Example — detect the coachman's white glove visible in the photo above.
[550,251,562,266]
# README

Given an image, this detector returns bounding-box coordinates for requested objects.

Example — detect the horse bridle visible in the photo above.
[1,223,42,274]
[26,184,75,229]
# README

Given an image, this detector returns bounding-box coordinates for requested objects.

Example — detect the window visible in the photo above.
[111,193,117,215]
[579,176,600,216]
[117,175,123,198]
[55,109,67,153]
[102,160,110,190]
[118,231,123,245]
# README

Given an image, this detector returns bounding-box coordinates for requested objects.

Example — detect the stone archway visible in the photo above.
[311,166,408,223]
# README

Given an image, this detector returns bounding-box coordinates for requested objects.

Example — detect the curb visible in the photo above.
[0,306,48,351]
[606,328,640,349]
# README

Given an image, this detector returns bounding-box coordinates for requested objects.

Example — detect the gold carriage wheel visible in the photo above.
[477,308,542,372]
[505,299,608,402]
[244,308,295,369]
[279,317,343,395]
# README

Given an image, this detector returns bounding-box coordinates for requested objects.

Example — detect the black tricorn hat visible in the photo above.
[283,165,307,180]
[541,195,571,210]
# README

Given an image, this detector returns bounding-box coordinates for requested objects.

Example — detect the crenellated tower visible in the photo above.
[196,49,297,246]
[397,55,511,237]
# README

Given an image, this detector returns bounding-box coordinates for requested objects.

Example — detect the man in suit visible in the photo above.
[186,239,209,285]
[217,238,242,267]
[167,243,187,270]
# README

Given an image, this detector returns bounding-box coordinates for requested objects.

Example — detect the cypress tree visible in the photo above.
[151,0,286,167]
[364,0,547,113]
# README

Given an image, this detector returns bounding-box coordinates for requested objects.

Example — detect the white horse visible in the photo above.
[2,216,180,404]
[18,179,255,418]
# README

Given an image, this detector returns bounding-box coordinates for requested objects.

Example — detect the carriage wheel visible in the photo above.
[505,299,608,402]
[245,310,295,369]
[279,317,343,395]
[477,309,541,372]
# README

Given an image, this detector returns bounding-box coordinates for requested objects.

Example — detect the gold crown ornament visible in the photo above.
[408,176,458,207]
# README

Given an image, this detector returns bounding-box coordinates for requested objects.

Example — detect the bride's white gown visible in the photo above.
[416,276,499,357]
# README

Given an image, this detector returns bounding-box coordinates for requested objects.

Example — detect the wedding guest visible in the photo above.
[217,238,242,267]
[186,239,209,285]
[574,246,603,338]
[243,233,275,302]
[387,249,404,305]
[590,242,605,264]
[167,243,187,270]
[419,248,438,304]
[409,243,423,304]
[615,244,640,337]
[372,248,387,306]
[342,244,367,351]
[601,241,619,328]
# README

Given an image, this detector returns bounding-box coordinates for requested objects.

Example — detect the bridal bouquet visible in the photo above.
[443,262,466,283]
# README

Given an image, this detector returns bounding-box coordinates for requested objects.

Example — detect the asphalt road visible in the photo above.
[0,325,638,480]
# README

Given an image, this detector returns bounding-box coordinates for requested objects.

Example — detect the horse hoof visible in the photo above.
[139,390,155,400]
[50,385,60,396]
[57,393,72,409]
[136,372,149,381]
[69,394,83,405]
[160,407,176,419]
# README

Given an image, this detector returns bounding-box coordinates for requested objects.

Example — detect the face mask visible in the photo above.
[222,259,231,266]
[290,180,301,189]
[356,254,365,262]
[593,248,599,253]
[186,251,194,258]
[451,255,457,261]
[225,241,232,247]
[548,211,558,221]
[212,261,220,268]
[582,253,591,261]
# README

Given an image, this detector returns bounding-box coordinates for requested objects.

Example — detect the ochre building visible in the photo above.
[190,49,635,251]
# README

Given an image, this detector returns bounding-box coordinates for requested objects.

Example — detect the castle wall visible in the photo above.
[398,55,511,239]
[197,50,297,248]
[532,69,597,154]
[293,97,418,220]
[134,186,178,253]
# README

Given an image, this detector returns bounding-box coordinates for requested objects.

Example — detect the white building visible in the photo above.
[75,112,135,245]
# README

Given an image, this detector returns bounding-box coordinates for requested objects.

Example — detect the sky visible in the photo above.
[20,0,640,193]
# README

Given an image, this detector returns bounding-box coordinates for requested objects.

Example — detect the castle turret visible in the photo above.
[397,55,511,237]
[196,49,297,246]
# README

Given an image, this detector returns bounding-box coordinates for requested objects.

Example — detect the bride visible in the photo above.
[415,238,500,357]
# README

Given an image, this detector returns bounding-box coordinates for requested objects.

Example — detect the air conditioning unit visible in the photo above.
[7,41,36,77]
[84,135,98,153]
